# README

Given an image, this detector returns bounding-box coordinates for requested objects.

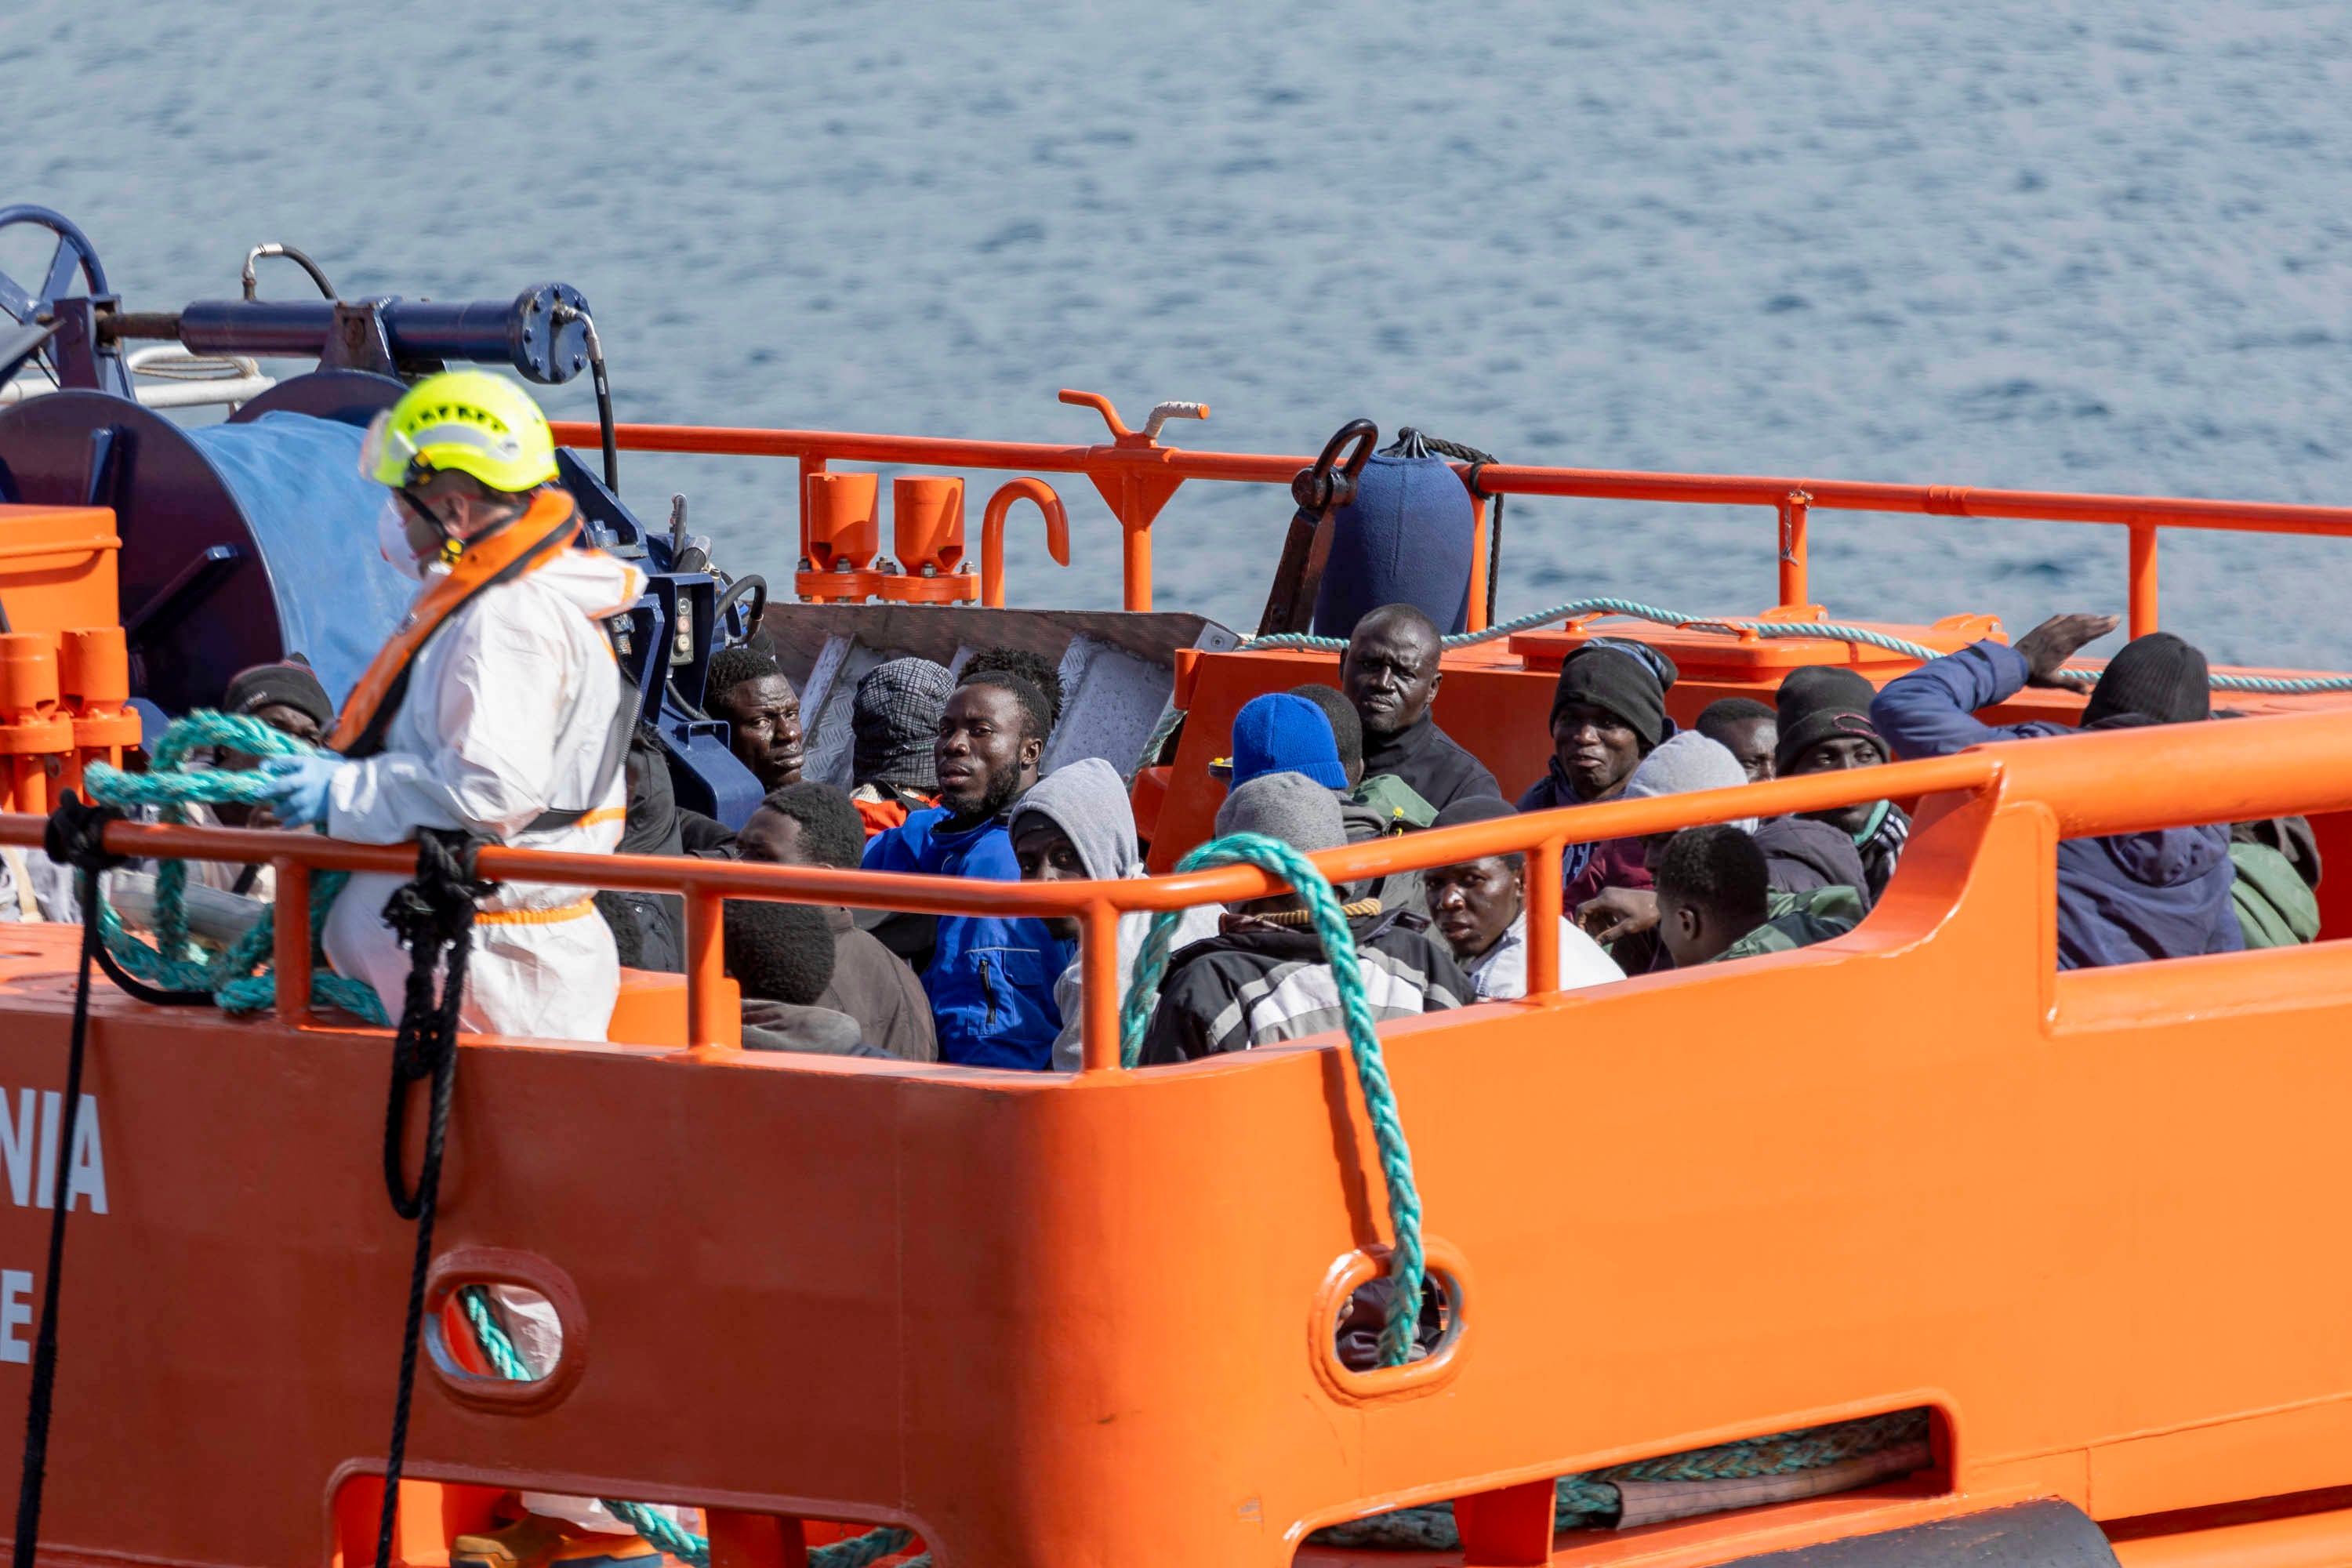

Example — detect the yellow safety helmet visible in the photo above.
[359,369,558,493]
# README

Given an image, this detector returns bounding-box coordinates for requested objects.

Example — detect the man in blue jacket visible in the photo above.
[862,670,1069,1068]
[1870,612,2242,968]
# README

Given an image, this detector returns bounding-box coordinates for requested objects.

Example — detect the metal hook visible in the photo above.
[981,478,1069,608]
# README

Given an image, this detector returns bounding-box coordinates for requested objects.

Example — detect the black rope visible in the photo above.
[88,939,211,1009]
[12,796,126,1568]
[372,831,489,1568]
[1389,428,1507,626]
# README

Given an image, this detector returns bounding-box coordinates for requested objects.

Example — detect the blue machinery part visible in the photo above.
[0,204,764,826]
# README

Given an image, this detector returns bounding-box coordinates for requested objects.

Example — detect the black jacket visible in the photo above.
[1359,714,1501,815]
[1751,816,1872,905]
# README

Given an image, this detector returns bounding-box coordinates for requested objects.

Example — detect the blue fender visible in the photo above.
[1310,452,1475,640]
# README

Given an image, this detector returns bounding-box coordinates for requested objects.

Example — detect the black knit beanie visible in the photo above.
[222,659,335,731]
[1773,665,1887,776]
[2081,632,2209,728]
[1549,645,1668,750]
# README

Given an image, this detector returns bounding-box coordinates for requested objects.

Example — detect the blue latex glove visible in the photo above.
[257,755,346,829]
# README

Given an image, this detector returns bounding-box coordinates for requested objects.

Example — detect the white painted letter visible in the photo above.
[34,1092,57,1210]
[0,1272,30,1363]
[65,1099,103,1216]
[0,1091,34,1207]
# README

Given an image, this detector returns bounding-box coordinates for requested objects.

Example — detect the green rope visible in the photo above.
[1308,1407,1932,1550]
[1118,831,1426,1368]
[77,711,385,1022]
[1246,597,2352,694]
[455,1288,920,1568]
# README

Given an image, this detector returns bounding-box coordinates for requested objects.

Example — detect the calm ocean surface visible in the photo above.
[8,0,2352,665]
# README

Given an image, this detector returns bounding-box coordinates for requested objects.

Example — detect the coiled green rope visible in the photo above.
[455,1287,924,1568]
[1309,1407,1933,1549]
[77,711,385,1022]
[1117,831,1427,1368]
[1247,597,2352,694]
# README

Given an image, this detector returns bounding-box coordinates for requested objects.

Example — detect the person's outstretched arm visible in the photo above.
[1872,613,2118,760]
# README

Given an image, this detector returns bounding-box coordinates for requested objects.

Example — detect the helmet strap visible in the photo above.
[396,487,463,561]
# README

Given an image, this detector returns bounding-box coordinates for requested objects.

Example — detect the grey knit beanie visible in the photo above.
[1215,770,1346,854]
[1622,731,1759,833]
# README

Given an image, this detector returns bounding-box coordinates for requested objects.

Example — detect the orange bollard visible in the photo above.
[979,477,1069,608]
[56,626,140,793]
[0,634,75,817]
[879,476,977,604]
[795,472,884,604]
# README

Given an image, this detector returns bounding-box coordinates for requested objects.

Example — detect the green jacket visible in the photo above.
[2229,841,2321,949]
[1715,885,1863,964]
[1349,772,1439,832]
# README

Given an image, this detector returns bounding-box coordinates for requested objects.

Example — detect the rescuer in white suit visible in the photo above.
[260,370,642,1044]
[258,376,666,1565]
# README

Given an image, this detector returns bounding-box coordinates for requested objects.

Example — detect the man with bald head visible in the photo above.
[1338,603,1501,812]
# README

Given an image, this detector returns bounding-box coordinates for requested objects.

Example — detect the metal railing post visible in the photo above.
[1120,485,1153,612]
[1080,899,1122,1072]
[1525,838,1564,996]
[1465,492,1490,633]
[684,890,727,1048]
[273,858,310,1027]
[1777,490,1812,608]
[2129,522,2159,638]
[795,455,826,568]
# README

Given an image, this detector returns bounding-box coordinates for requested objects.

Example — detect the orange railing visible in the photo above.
[10,705,2351,1063]
[553,395,2352,636]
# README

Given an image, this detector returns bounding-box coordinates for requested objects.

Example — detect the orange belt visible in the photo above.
[474,896,598,927]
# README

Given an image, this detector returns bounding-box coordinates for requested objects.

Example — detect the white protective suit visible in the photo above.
[321,546,644,1043]
[325,536,656,1539]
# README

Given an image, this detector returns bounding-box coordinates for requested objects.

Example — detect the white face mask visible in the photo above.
[376,495,426,581]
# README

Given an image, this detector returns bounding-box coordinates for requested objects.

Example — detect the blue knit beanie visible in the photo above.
[1230,693,1348,790]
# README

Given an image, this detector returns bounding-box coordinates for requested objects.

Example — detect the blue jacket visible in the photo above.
[861,806,1069,1069]
[1871,641,2242,970]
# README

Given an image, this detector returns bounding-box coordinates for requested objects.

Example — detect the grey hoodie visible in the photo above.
[1009,758,1221,1071]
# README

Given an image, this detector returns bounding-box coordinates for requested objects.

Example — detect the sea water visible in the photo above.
[6,0,2352,665]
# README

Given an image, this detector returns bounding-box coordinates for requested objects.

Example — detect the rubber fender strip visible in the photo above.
[1717,1498,2119,1568]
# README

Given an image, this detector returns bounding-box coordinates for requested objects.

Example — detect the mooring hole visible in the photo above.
[1334,1269,1459,1373]
[429,1283,560,1387]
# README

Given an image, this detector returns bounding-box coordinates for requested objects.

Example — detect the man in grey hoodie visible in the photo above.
[1008,757,1221,1072]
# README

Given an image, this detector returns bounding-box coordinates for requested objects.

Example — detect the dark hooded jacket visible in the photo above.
[1751,815,1872,904]
[1871,641,2242,968]
[1359,714,1501,815]
[594,728,688,971]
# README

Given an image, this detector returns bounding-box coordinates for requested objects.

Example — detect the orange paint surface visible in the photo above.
[12,426,2352,1565]
[2,709,2351,1565]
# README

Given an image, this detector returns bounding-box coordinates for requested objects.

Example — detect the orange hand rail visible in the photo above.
[979,478,1069,608]
[553,416,2352,635]
[20,708,2352,1061]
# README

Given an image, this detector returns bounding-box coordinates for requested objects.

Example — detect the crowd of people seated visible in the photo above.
[31,602,2316,1067]
[641,604,2326,1064]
